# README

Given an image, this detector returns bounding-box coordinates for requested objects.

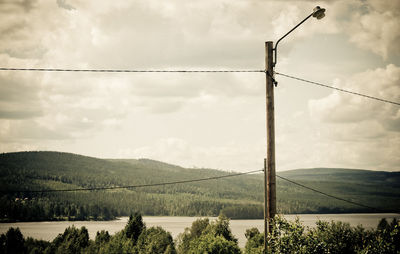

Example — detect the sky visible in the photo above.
[0,0,399,172]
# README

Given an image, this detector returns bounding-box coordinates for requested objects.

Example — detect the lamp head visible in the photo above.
[312,6,325,19]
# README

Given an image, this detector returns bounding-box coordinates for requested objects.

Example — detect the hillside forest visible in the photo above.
[1,151,400,222]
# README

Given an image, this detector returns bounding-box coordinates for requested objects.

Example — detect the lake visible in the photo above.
[1,213,399,248]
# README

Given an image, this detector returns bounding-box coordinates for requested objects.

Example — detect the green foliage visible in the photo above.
[245,227,260,240]
[177,214,240,254]
[124,213,145,244]
[244,228,264,254]
[267,216,309,253]
[377,218,390,231]
[188,234,241,254]
[190,218,210,238]
[208,214,237,243]
[91,214,147,254]
[2,214,400,254]
[49,225,90,254]
[25,237,51,254]
[306,220,360,254]
[362,218,400,254]
[176,218,209,253]
[0,151,264,221]
[96,231,135,254]
[245,216,400,254]
[95,230,110,245]
[0,227,25,254]
[85,230,111,253]
[135,227,176,254]
[0,213,177,254]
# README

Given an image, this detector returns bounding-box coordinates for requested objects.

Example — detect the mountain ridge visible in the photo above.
[1,151,399,222]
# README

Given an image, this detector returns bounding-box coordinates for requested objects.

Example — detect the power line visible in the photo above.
[1,169,263,194]
[0,67,264,73]
[4,167,398,214]
[3,67,398,106]
[275,72,400,106]
[4,66,399,106]
[276,174,400,214]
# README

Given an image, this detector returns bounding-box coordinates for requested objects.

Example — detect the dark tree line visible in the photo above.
[0,196,115,222]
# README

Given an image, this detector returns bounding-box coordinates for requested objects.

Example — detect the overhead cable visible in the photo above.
[275,72,400,106]
[276,174,400,214]
[0,67,264,73]
[1,169,263,194]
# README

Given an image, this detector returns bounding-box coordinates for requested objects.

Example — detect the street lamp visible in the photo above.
[274,6,326,67]
[263,6,326,252]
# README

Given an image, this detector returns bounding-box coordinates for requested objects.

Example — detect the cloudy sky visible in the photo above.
[0,0,399,172]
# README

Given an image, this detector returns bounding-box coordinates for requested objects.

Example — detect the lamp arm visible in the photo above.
[273,13,313,67]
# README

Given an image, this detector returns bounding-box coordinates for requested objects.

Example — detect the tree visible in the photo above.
[188,234,241,254]
[95,230,111,245]
[244,228,264,254]
[244,216,400,254]
[190,218,210,238]
[4,227,25,254]
[24,237,51,254]
[377,218,390,231]
[124,212,145,244]
[177,218,210,253]
[135,227,176,254]
[177,215,240,254]
[211,214,237,243]
[51,226,89,254]
[97,231,134,254]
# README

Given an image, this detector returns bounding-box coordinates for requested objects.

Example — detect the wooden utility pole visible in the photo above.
[263,158,268,252]
[264,41,276,253]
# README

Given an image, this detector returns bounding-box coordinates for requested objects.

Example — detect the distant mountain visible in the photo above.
[280,168,400,185]
[0,151,399,222]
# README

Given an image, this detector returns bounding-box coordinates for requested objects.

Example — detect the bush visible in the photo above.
[244,228,264,254]
[177,214,240,254]
[244,216,400,254]
[188,234,241,254]
[50,225,89,254]
[135,226,176,254]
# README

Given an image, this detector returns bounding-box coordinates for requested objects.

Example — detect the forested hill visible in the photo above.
[1,151,399,222]
[280,167,400,185]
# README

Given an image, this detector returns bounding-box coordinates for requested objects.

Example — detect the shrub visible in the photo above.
[135,226,176,254]
[177,214,240,254]
[244,216,400,254]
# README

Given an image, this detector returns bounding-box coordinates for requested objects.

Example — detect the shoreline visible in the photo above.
[2,211,399,223]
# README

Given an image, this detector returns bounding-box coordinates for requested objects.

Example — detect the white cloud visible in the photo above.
[344,0,400,59]
[0,0,398,172]
[56,0,75,11]
[117,137,264,171]
[308,64,400,170]
[0,70,44,119]
[310,64,400,127]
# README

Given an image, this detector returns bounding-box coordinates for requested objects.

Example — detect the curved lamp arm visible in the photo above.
[273,6,325,67]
